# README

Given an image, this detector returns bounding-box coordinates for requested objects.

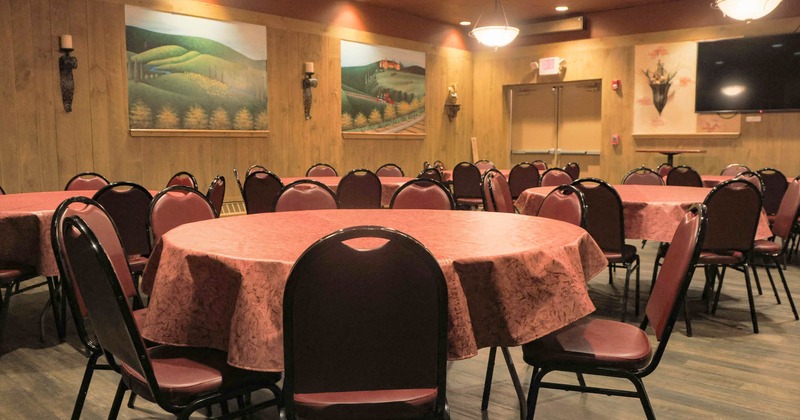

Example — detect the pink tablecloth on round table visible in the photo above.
[281,176,413,207]
[701,174,794,188]
[515,184,773,243]
[0,190,96,276]
[141,209,607,372]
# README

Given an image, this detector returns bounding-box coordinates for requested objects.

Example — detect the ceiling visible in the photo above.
[356,0,683,27]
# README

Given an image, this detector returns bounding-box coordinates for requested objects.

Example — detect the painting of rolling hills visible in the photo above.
[341,40,425,134]
[125,6,267,131]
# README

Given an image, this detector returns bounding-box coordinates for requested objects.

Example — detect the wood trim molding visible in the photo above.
[632,132,740,140]
[341,132,425,140]
[130,129,270,138]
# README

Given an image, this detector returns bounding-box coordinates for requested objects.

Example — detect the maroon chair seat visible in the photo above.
[293,388,438,418]
[274,180,338,212]
[390,179,455,210]
[65,172,110,191]
[0,262,52,345]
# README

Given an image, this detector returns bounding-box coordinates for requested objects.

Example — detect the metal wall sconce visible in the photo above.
[302,62,318,120]
[444,84,460,122]
[59,34,78,112]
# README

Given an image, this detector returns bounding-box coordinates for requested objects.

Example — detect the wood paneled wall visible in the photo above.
[472,17,800,184]
[0,0,473,199]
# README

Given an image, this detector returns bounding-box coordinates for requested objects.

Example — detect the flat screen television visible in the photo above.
[695,32,800,113]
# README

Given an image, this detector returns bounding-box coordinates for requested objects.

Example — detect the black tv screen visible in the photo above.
[695,33,800,113]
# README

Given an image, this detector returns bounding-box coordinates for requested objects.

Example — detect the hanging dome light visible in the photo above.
[469,0,519,49]
[714,0,782,21]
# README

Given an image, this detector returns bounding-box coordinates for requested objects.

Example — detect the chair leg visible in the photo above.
[481,347,497,411]
[772,256,799,320]
[500,347,526,420]
[47,276,63,340]
[525,368,548,420]
[753,258,780,304]
[108,380,127,420]
[126,393,137,408]
[0,284,14,345]
[621,262,635,322]
[683,296,693,337]
[634,257,641,316]
[608,266,613,284]
[743,263,759,334]
[750,262,763,295]
[711,267,725,315]
[71,350,102,420]
[628,375,656,420]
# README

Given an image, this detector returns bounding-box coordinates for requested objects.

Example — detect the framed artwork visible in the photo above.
[125,6,267,133]
[341,40,426,136]
[633,41,740,137]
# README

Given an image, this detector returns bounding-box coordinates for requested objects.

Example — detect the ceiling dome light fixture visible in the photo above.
[713,0,782,21]
[469,0,519,49]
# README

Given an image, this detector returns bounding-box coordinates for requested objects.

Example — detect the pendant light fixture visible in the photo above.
[469,0,519,49]
[713,0,782,21]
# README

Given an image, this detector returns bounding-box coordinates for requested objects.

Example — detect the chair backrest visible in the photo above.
[756,167,789,215]
[656,163,673,178]
[233,167,244,195]
[306,163,337,177]
[166,171,198,189]
[482,169,514,213]
[564,162,580,180]
[665,165,703,187]
[0,185,5,195]
[572,178,626,253]
[246,164,268,177]
[64,172,110,191]
[205,175,226,216]
[282,226,448,417]
[390,179,455,210]
[337,169,382,209]
[148,186,217,246]
[92,182,153,257]
[432,160,446,171]
[645,204,706,367]
[622,166,664,186]
[451,161,482,199]
[417,168,443,183]
[532,160,548,171]
[51,197,141,348]
[508,162,540,199]
[768,179,800,243]
[720,163,750,176]
[474,159,495,172]
[734,170,764,195]
[59,216,158,398]
[540,168,574,187]
[274,180,339,212]
[701,179,762,252]
[537,184,587,228]
[375,163,404,177]
[243,170,284,214]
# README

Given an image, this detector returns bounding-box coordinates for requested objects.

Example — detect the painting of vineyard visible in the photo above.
[341,40,425,134]
[125,6,267,131]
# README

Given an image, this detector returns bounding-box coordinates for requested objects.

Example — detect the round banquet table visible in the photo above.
[700,174,794,188]
[140,209,607,372]
[515,184,773,243]
[0,190,97,276]
[281,176,413,207]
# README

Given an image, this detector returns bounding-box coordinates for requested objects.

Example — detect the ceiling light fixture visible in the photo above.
[713,0,782,21]
[469,0,519,49]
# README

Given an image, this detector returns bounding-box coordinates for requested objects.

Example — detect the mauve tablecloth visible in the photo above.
[281,176,413,207]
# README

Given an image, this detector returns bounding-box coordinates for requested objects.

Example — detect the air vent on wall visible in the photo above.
[518,16,585,37]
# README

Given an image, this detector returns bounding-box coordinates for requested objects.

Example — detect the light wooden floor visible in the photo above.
[2,241,799,419]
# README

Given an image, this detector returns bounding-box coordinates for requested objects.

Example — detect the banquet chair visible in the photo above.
[306,162,338,177]
[756,167,789,219]
[720,163,750,176]
[246,164,268,177]
[417,167,443,183]
[232,168,244,195]
[734,170,765,195]
[432,160,446,171]
[274,180,338,212]
[452,161,483,209]
[532,160,548,171]
[93,182,153,289]
[59,216,281,419]
[622,166,664,186]
[665,165,703,187]
[521,204,707,420]
[51,196,149,418]
[539,168,573,187]
[166,171,198,189]
[573,178,641,321]
[482,169,514,213]
[537,184,587,227]
[564,162,580,180]
[205,175,226,217]
[376,163,405,177]
[65,172,110,191]
[337,169,381,209]
[281,226,449,419]
[1,258,55,347]
[656,163,672,178]
[508,162,540,200]
[390,179,455,210]
[750,178,800,321]
[148,186,217,247]
[0,185,5,194]
[243,170,283,214]
[475,159,496,172]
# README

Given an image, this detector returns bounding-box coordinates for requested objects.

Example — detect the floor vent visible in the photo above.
[221,201,246,217]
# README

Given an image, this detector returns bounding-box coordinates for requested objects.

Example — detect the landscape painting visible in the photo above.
[125,6,267,131]
[341,40,426,134]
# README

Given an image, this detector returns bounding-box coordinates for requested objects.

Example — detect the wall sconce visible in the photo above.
[302,62,318,120]
[444,84,461,122]
[58,35,78,112]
